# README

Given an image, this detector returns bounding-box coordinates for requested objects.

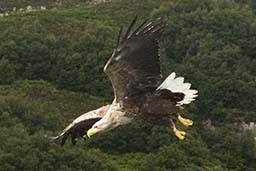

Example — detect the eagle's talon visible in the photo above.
[178,114,193,127]
[173,128,186,140]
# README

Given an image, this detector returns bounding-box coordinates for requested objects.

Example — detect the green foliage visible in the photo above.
[0,0,255,170]
[0,59,16,84]
[0,0,89,12]
[0,126,117,171]
[0,80,105,132]
[152,0,256,121]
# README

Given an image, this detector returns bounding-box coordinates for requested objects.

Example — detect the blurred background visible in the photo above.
[0,0,255,170]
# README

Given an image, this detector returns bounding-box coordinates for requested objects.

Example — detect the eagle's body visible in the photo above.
[50,16,198,146]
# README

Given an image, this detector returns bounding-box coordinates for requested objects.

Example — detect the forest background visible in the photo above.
[0,0,256,170]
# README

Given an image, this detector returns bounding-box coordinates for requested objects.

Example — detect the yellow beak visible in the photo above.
[87,128,99,138]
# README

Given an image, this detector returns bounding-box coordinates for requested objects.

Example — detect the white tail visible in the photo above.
[157,72,198,106]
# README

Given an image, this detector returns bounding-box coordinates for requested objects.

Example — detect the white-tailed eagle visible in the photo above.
[50,16,198,146]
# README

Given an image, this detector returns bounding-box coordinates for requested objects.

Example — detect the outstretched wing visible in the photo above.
[104,16,166,105]
[49,105,109,146]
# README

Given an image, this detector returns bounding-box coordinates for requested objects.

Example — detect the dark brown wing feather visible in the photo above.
[141,89,183,117]
[49,117,101,146]
[155,89,185,103]
[104,16,166,105]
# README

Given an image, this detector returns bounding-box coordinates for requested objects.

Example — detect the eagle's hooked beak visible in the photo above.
[87,127,99,138]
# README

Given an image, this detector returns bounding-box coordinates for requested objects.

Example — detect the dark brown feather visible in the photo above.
[104,17,166,106]
[129,18,150,38]
[49,117,101,146]
[155,89,185,103]
[141,92,182,116]
[121,15,138,42]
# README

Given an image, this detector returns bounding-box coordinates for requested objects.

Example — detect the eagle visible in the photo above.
[49,16,198,146]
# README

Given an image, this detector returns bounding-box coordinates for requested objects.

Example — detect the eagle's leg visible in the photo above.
[177,114,193,127]
[170,119,186,140]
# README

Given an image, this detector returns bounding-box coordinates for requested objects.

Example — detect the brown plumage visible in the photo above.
[50,16,198,145]
[104,16,164,104]
[104,16,183,120]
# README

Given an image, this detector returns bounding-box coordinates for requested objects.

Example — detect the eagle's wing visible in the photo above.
[49,105,110,146]
[104,16,166,105]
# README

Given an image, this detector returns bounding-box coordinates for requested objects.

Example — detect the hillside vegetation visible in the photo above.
[0,0,90,13]
[0,0,256,170]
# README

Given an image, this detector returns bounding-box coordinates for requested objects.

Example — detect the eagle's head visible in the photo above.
[86,101,131,138]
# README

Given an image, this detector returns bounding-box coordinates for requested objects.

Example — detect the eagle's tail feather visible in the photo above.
[157,72,198,106]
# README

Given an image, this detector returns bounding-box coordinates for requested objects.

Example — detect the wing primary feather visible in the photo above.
[121,15,138,42]
[61,134,68,146]
[71,132,77,145]
[129,18,150,38]
[140,21,166,38]
[136,21,154,36]
[136,17,163,36]
[151,25,166,37]
[104,16,165,103]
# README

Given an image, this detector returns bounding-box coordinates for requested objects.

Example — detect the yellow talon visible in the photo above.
[173,128,186,140]
[178,114,193,127]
